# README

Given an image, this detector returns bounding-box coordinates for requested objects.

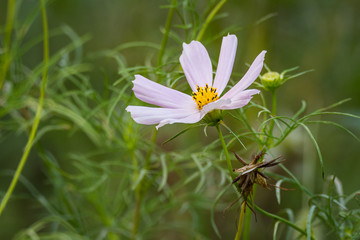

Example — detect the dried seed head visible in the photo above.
[231,150,283,215]
[256,173,269,189]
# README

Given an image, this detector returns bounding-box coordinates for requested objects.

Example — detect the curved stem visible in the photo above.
[254,204,312,239]
[0,0,49,215]
[0,0,17,91]
[216,124,235,179]
[196,0,227,41]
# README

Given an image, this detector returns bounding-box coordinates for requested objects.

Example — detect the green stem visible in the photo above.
[132,129,158,239]
[0,0,49,215]
[196,0,227,41]
[132,193,143,238]
[234,202,246,240]
[271,90,277,116]
[259,93,267,144]
[0,0,17,91]
[253,204,312,239]
[266,90,277,147]
[216,124,235,179]
[145,130,158,169]
[242,185,257,240]
[157,0,177,66]
[217,123,247,239]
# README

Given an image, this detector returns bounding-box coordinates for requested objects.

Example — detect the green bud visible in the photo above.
[260,71,282,91]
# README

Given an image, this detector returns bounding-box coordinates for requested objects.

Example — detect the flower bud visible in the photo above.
[260,71,282,91]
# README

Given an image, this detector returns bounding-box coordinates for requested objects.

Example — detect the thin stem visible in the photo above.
[216,124,235,179]
[132,193,143,238]
[196,0,227,41]
[253,204,313,239]
[271,90,277,116]
[234,202,246,240]
[132,128,158,239]
[157,0,177,66]
[220,121,247,150]
[0,0,17,91]
[266,90,277,147]
[145,130,158,169]
[0,0,49,215]
[131,149,140,237]
[216,123,250,239]
[242,185,257,240]
[259,93,268,144]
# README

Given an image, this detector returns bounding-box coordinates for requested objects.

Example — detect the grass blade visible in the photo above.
[299,123,324,179]
[306,205,316,240]
[158,155,168,191]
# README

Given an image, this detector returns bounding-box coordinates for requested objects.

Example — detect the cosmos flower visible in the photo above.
[126,34,266,129]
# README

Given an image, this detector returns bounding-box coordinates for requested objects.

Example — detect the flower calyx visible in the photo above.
[201,109,224,126]
[259,66,313,92]
[260,71,282,91]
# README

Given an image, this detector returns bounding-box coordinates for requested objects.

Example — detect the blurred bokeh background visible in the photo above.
[1,0,359,239]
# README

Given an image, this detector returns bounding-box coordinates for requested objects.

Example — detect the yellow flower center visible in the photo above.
[192,84,219,110]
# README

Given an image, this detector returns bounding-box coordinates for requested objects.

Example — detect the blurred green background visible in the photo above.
[1,0,359,239]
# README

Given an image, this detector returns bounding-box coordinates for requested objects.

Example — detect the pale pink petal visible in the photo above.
[213,34,238,95]
[218,89,260,110]
[224,89,260,102]
[126,106,199,128]
[180,41,213,92]
[157,112,201,129]
[218,99,252,110]
[221,51,266,100]
[200,98,231,118]
[132,75,195,109]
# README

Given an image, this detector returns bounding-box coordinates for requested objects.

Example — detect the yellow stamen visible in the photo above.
[192,84,219,110]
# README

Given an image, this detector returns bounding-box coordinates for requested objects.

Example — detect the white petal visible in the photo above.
[180,41,213,92]
[218,89,260,110]
[213,34,238,95]
[132,75,195,109]
[157,112,201,129]
[226,89,260,102]
[126,105,199,128]
[221,51,266,100]
[219,99,252,110]
[200,98,231,118]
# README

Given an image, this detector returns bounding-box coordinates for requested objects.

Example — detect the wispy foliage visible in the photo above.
[1,0,359,239]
